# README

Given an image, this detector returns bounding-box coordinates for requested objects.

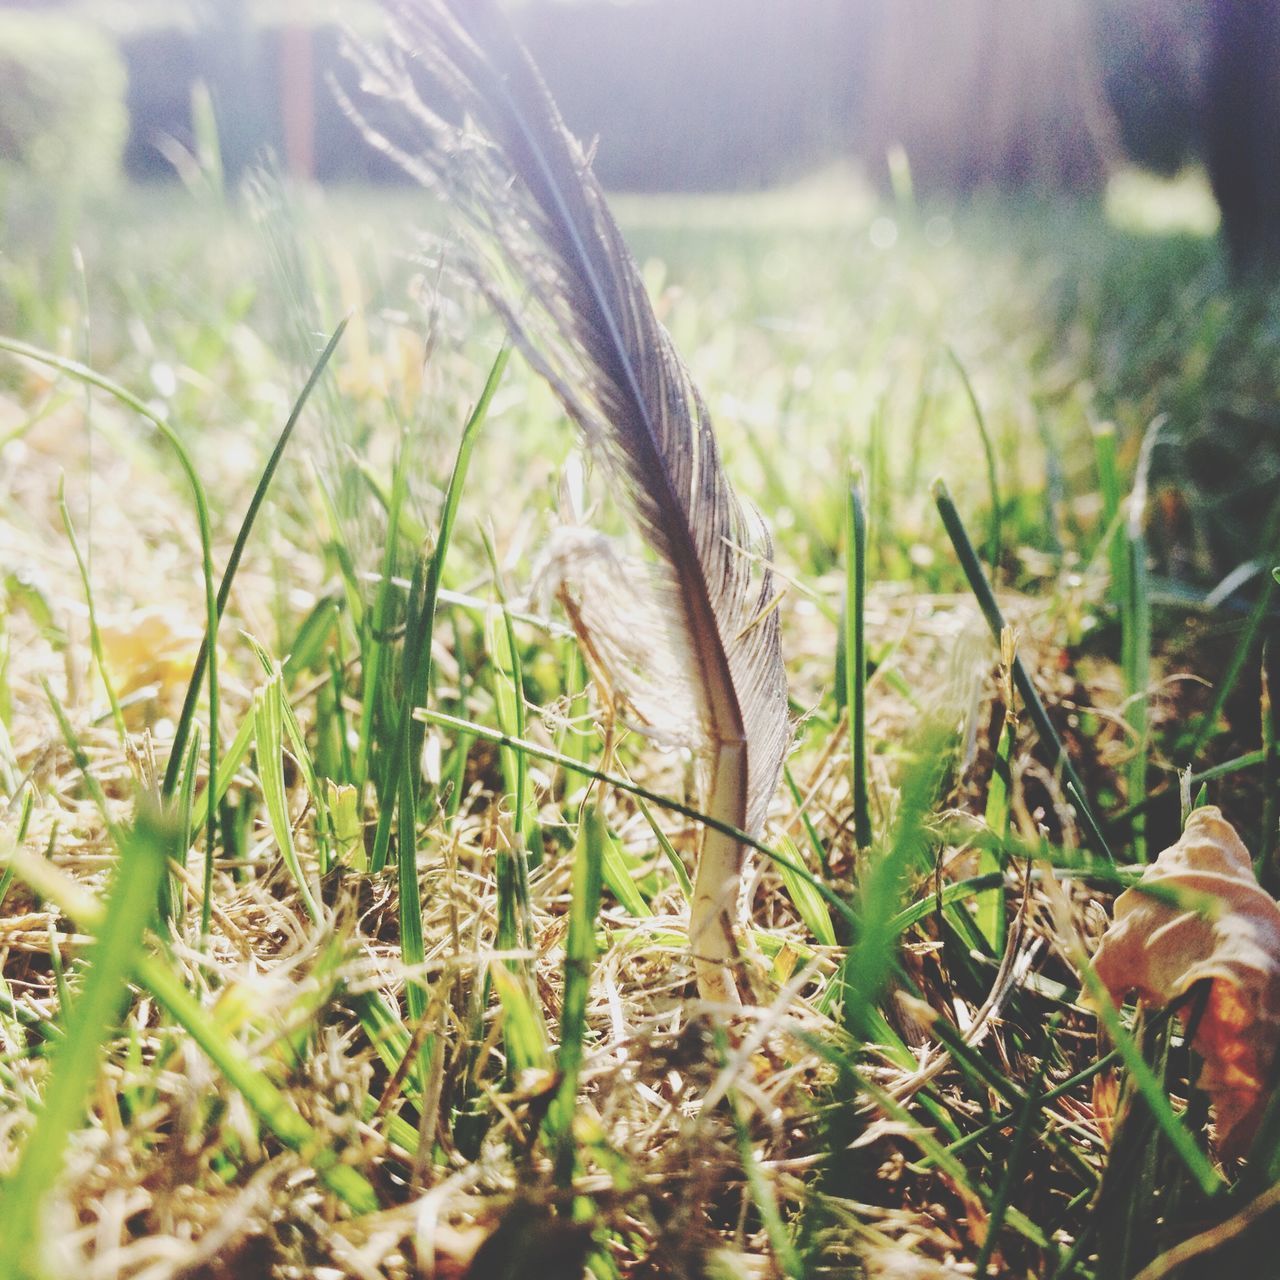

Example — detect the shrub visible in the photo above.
[0,14,128,190]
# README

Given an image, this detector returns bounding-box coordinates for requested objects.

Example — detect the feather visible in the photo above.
[344,0,791,1002]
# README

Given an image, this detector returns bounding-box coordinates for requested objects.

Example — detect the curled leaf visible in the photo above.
[1090,806,1280,1159]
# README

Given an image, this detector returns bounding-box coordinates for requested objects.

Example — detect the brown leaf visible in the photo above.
[1090,806,1280,1159]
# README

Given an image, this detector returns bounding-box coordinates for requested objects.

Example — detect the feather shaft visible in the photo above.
[348,0,791,1000]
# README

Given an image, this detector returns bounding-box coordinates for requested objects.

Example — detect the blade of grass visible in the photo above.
[933,478,1112,860]
[410,345,509,781]
[843,469,871,850]
[1123,418,1161,863]
[838,722,947,1046]
[0,336,221,905]
[637,797,693,901]
[548,804,605,1185]
[947,346,1001,575]
[1186,499,1280,759]
[365,441,412,866]
[483,548,542,864]
[1081,967,1222,1196]
[976,628,1018,952]
[0,840,379,1215]
[775,833,837,947]
[784,765,833,881]
[490,962,550,1076]
[189,710,255,838]
[415,705,860,937]
[599,823,655,919]
[1093,422,1126,612]
[253,668,322,927]
[163,724,203,932]
[368,345,508,873]
[58,479,126,743]
[160,316,350,798]
[0,807,170,1278]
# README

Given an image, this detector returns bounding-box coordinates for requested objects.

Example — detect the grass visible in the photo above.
[1,161,1279,1277]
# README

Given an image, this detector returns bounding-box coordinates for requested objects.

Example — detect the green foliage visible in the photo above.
[0,16,126,190]
[7,166,1280,1276]
[0,808,170,1279]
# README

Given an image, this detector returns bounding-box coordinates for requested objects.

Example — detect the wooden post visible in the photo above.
[280,23,315,180]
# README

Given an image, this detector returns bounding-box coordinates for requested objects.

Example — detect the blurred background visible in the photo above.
[6,0,1280,858]
[7,0,1280,588]
[0,0,1267,261]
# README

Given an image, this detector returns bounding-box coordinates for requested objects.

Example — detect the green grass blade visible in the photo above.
[490,961,550,1076]
[415,706,861,937]
[484,589,538,855]
[160,316,350,797]
[253,669,321,926]
[600,824,654,919]
[978,630,1016,952]
[838,724,946,1047]
[0,336,222,892]
[637,797,693,901]
[775,833,837,947]
[57,479,126,743]
[189,710,255,837]
[1092,422,1126,611]
[979,725,1013,953]
[933,478,1113,860]
[947,346,1001,576]
[1123,418,1161,863]
[245,635,331,874]
[1081,964,1222,1197]
[0,807,171,1278]
[365,444,413,867]
[548,804,605,1184]
[843,470,871,850]
[412,344,509,766]
[163,723,203,932]
[326,779,366,872]
[784,766,833,881]
[368,345,508,875]
[396,703,428,1029]
[1186,536,1280,760]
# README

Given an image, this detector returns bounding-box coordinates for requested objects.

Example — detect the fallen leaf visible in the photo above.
[1090,806,1280,1160]
[98,605,201,700]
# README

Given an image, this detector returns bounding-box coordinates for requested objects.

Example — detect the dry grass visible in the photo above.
[0,172,1274,1279]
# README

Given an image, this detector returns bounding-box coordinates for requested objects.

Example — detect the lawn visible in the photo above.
[1,154,1279,1279]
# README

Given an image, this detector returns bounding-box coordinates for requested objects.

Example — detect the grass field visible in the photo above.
[2,162,1280,1278]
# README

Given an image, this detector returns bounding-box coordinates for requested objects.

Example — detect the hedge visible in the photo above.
[0,13,128,189]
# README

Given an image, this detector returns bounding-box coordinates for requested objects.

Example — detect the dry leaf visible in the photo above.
[1090,806,1280,1159]
[98,605,201,701]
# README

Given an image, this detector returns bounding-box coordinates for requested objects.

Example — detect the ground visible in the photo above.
[0,165,1277,1278]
